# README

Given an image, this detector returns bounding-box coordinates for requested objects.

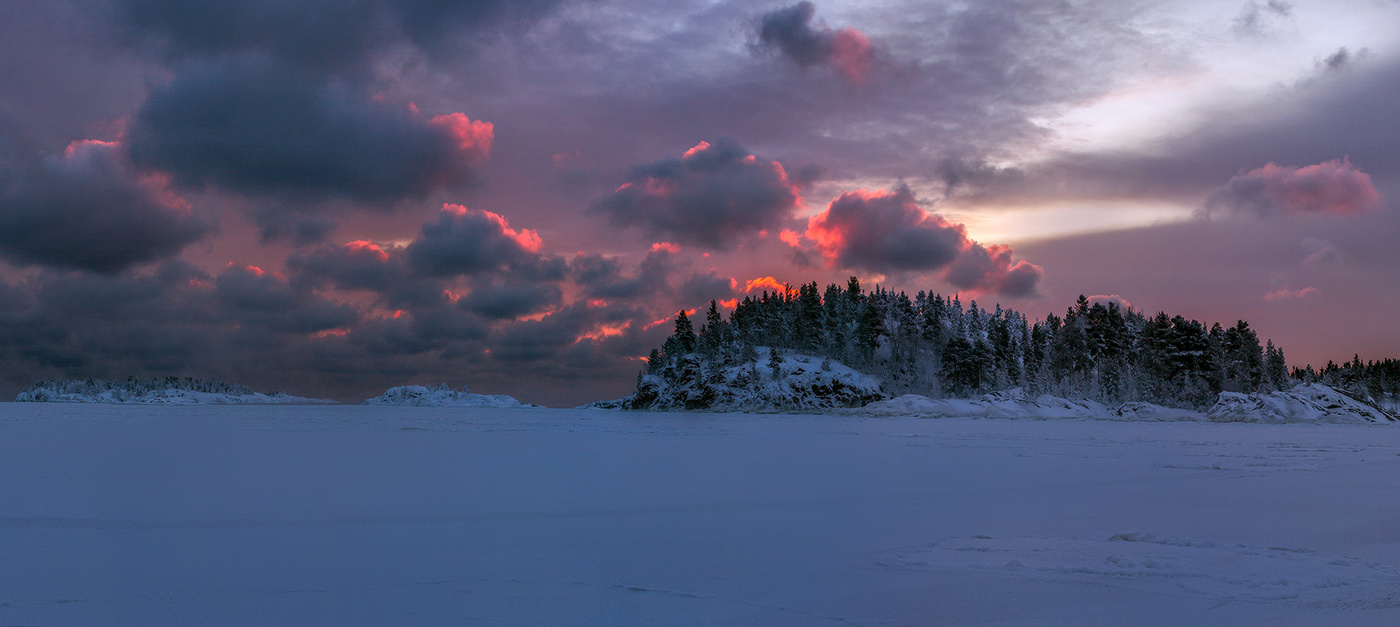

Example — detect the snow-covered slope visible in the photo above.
[588,348,884,410]
[361,384,537,407]
[1207,383,1397,424]
[862,383,1397,424]
[861,388,1118,420]
[14,379,334,405]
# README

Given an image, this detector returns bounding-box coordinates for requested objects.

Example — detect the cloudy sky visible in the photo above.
[2,0,1398,405]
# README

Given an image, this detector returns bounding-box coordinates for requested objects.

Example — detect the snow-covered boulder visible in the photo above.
[592,348,884,410]
[362,384,538,408]
[1111,402,1204,422]
[15,379,333,405]
[861,388,1109,419]
[1206,383,1397,424]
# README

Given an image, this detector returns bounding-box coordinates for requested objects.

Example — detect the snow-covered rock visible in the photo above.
[861,388,1110,419]
[362,384,538,408]
[1112,402,1204,422]
[589,348,884,410]
[15,379,333,404]
[1206,383,1397,424]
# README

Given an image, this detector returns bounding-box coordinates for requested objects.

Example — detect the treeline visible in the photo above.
[646,278,1294,409]
[1295,357,1400,408]
[18,377,265,400]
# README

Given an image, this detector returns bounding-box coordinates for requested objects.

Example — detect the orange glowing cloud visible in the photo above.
[744,276,788,293]
[344,240,390,262]
[651,242,682,253]
[575,321,632,344]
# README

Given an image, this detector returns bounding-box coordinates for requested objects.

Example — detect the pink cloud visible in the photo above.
[829,28,874,83]
[1206,159,1383,217]
[429,112,494,166]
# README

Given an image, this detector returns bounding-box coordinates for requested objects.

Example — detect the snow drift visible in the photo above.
[1206,383,1398,424]
[361,384,537,408]
[588,348,884,410]
[14,378,333,405]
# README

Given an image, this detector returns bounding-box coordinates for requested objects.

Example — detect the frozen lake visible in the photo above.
[1,403,1397,625]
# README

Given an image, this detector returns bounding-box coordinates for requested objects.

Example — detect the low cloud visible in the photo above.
[1202,159,1384,218]
[0,139,212,272]
[589,138,802,250]
[755,2,874,83]
[800,186,1042,297]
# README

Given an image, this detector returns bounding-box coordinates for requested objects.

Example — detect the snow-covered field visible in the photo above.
[1,404,1397,626]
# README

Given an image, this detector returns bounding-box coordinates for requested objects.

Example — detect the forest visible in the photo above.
[645,278,1400,409]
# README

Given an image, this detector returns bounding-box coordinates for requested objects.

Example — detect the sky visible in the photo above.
[2,0,1399,406]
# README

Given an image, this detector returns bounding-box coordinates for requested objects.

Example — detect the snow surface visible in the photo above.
[1,403,1398,626]
[360,384,537,407]
[588,347,885,410]
[14,382,333,405]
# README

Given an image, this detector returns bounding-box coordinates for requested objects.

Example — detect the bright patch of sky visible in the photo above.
[1049,0,1400,156]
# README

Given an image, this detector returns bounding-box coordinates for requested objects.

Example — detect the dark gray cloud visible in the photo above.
[0,139,212,272]
[805,186,967,272]
[589,137,802,249]
[406,204,564,278]
[801,185,1042,296]
[126,55,492,203]
[677,270,738,308]
[458,282,561,319]
[942,242,1043,297]
[214,264,358,334]
[570,246,680,301]
[108,0,568,71]
[755,2,874,82]
[289,240,407,294]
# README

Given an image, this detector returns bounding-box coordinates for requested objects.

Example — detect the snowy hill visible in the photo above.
[587,348,884,410]
[14,378,334,405]
[361,384,538,408]
[1207,383,1398,424]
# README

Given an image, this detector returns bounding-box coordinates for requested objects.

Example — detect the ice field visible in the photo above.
[1,403,1398,625]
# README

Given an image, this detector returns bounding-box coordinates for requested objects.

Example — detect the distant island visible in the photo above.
[613,278,1399,418]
